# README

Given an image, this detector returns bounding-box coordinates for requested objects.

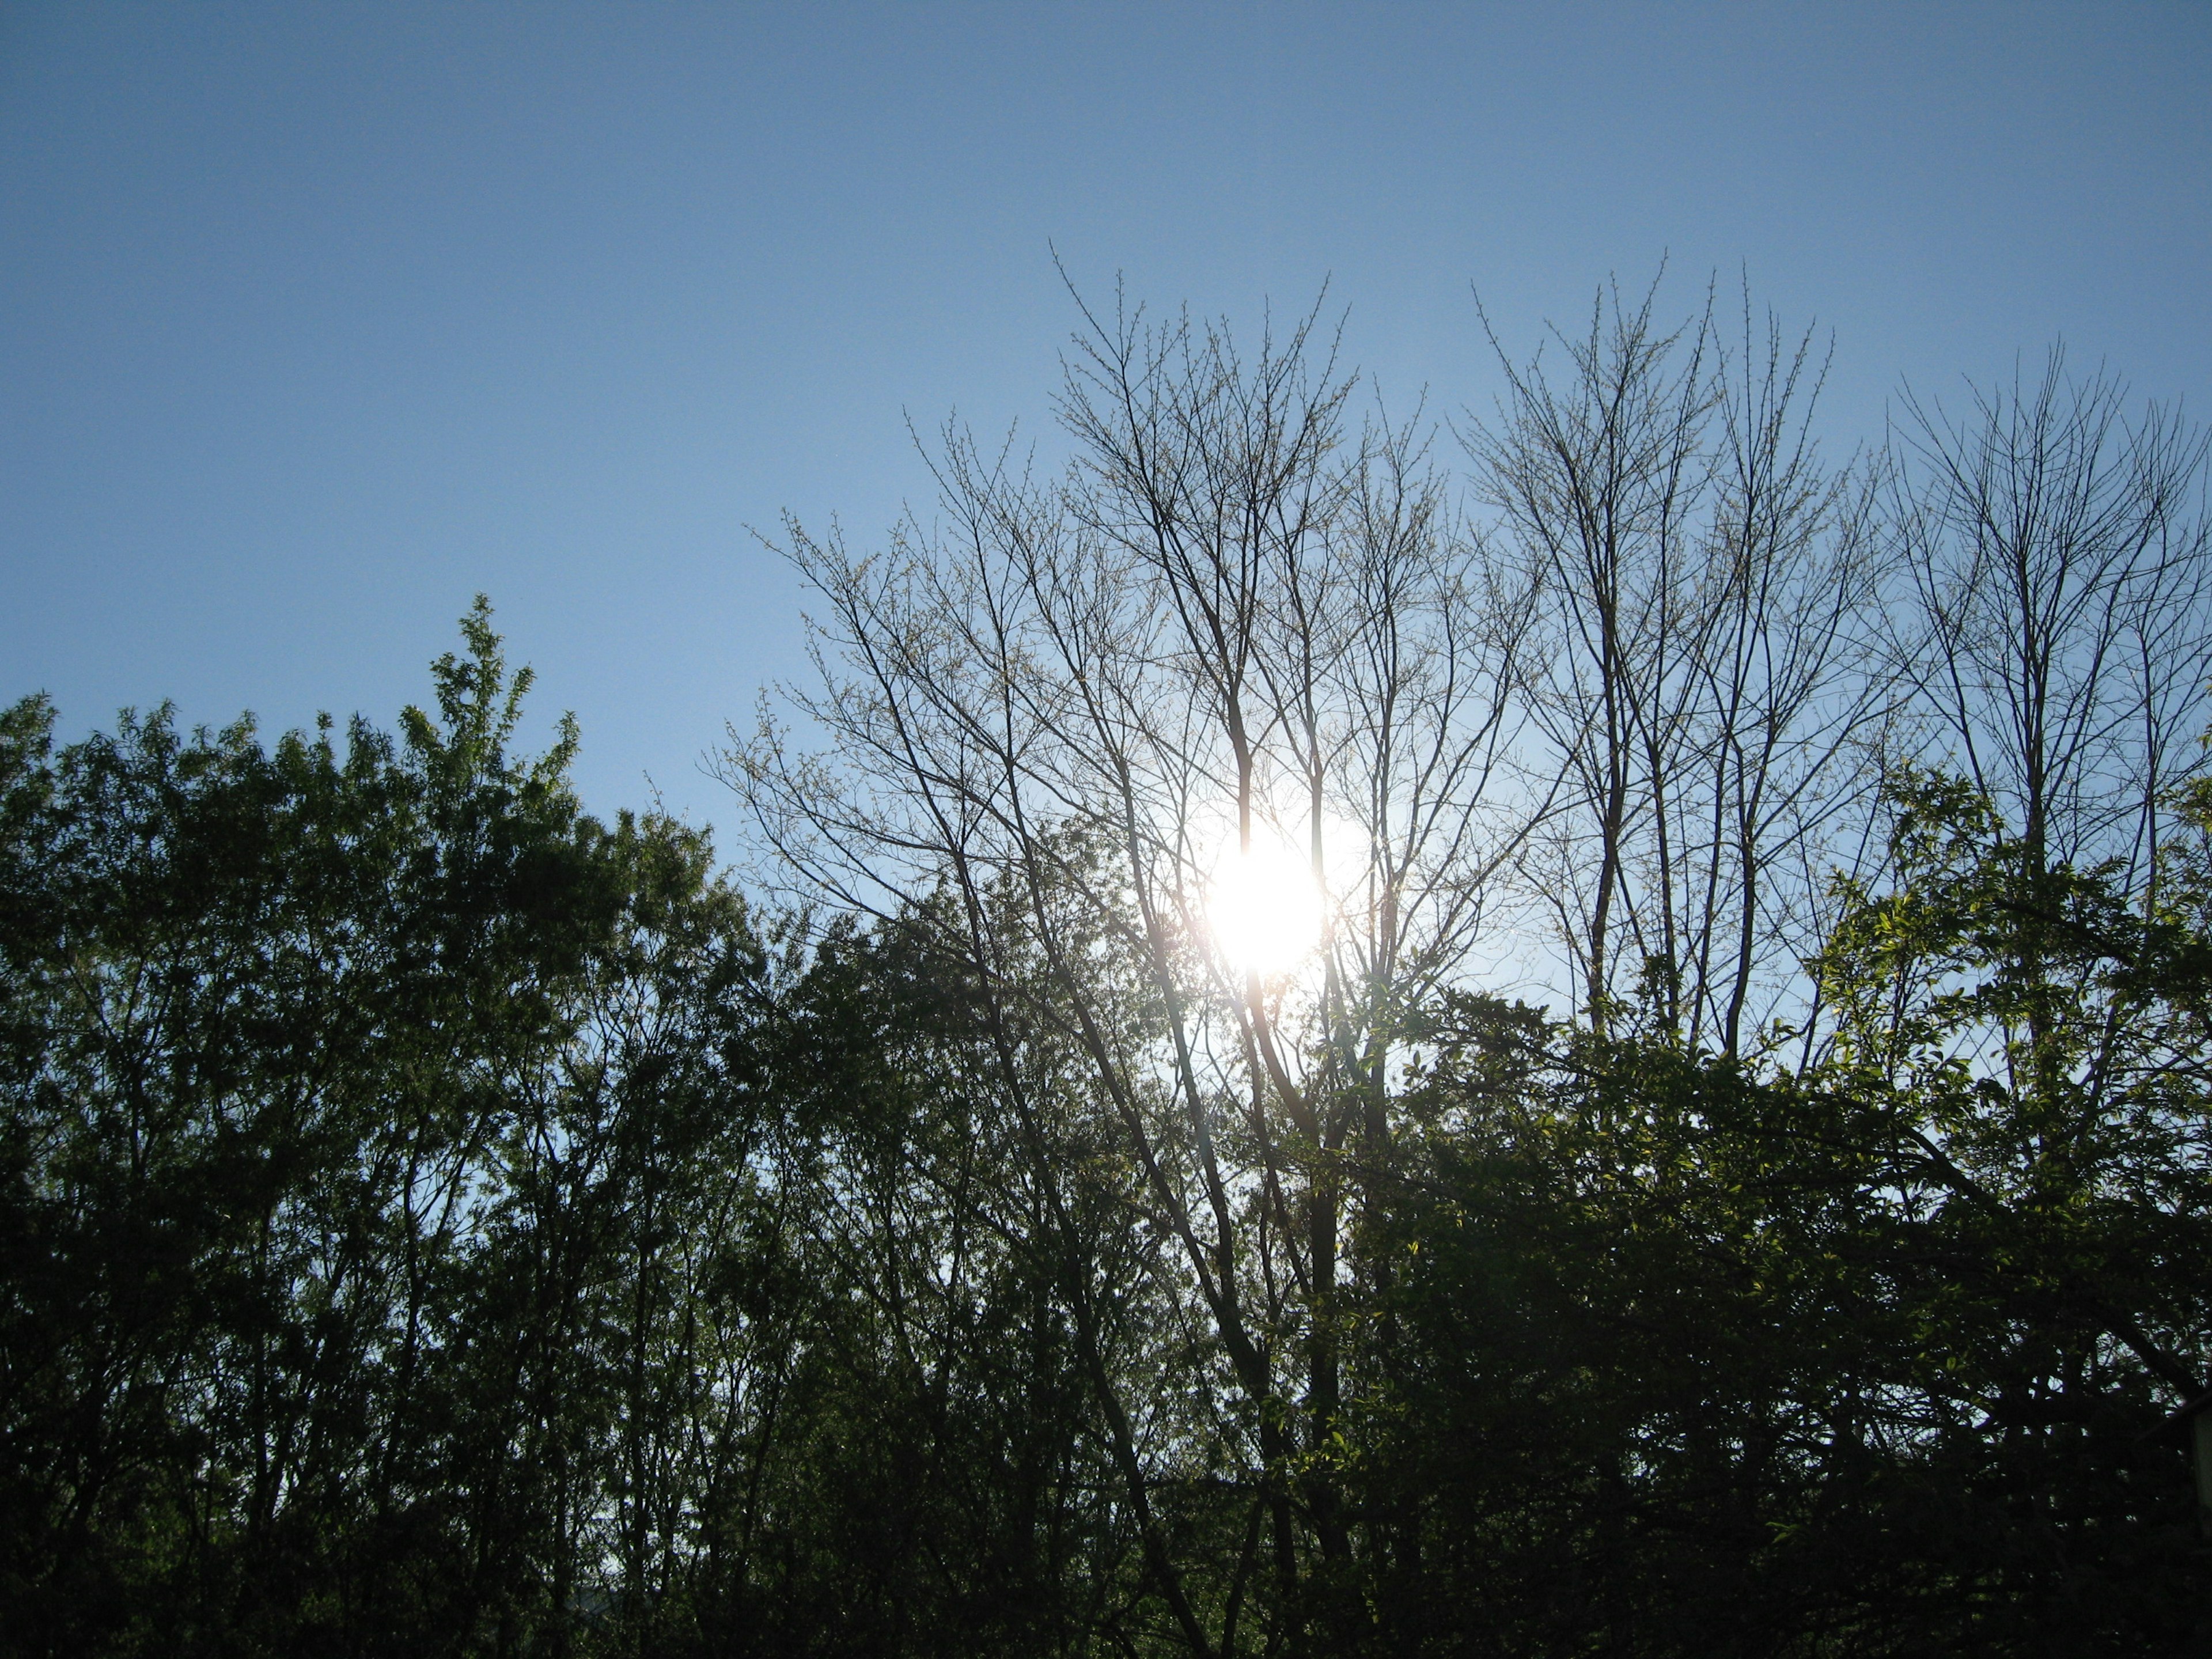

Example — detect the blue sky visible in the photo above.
[5,2,2208,838]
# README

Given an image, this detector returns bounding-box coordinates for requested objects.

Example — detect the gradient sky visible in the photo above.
[5,2,2209,840]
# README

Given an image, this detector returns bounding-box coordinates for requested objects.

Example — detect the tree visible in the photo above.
[1466,276,1886,1054]
[0,604,782,1656]
[1887,348,2212,891]
[732,285,1533,1649]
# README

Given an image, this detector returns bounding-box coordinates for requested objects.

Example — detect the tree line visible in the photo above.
[6,278,2212,1654]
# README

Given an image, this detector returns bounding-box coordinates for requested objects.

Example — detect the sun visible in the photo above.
[1205,834,1325,978]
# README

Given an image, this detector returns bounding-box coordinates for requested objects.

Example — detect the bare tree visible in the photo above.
[1467,276,1883,1053]
[726,285,1530,1650]
[1687,296,1887,1056]
[1887,346,2212,891]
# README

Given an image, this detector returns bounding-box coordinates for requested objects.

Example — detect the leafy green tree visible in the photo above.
[0,604,779,1656]
[1353,766,2212,1656]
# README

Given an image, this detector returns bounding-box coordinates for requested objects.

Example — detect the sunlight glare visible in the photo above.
[1206,834,1326,977]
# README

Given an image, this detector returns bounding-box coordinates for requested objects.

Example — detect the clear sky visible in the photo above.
[5,2,2209,839]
